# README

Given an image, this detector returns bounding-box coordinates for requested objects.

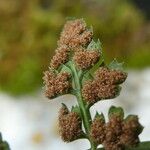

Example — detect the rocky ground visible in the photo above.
[0,68,150,150]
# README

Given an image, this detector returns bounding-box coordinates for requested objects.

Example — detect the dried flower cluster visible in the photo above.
[73,49,100,69]
[50,19,93,70]
[82,67,127,104]
[50,45,69,69]
[58,19,93,49]
[43,71,70,98]
[43,19,145,150]
[58,105,83,142]
[90,113,143,150]
[90,115,105,144]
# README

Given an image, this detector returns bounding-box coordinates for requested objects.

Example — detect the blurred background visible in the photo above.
[0,0,150,149]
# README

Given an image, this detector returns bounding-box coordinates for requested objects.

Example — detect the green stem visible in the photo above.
[71,62,97,150]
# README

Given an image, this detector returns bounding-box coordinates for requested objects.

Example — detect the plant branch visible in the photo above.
[71,62,97,150]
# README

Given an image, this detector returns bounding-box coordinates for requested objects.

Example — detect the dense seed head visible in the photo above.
[55,72,71,94]
[43,71,56,98]
[73,50,100,69]
[82,80,120,104]
[50,45,69,69]
[96,84,119,100]
[94,67,127,85]
[82,67,127,105]
[58,106,83,142]
[58,19,93,49]
[102,115,142,150]
[82,80,99,104]
[103,115,124,150]
[120,116,143,147]
[43,71,71,99]
[90,117,105,144]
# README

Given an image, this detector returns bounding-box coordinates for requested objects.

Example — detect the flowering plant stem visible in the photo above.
[71,62,97,149]
[43,19,148,150]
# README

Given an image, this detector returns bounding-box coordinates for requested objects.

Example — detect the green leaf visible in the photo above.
[61,64,72,74]
[87,39,102,52]
[82,72,93,84]
[71,105,81,117]
[89,58,105,76]
[61,103,68,109]
[0,141,10,150]
[97,141,150,150]
[108,106,124,119]
[62,61,77,90]
[77,70,83,78]
[108,58,124,71]
[115,86,122,97]
[126,141,150,150]
[94,112,105,123]
[0,133,10,150]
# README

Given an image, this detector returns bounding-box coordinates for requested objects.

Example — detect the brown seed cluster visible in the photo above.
[90,117,105,144]
[58,19,93,49]
[82,67,127,104]
[58,105,83,142]
[73,49,100,69]
[50,45,69,69]
[90,115,143,150]
[103,115,124,150]
[43,71,71,99]
[94,67,127,85]
[120,116,142,147]
[50,19,93,69]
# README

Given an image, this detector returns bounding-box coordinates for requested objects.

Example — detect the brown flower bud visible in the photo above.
[73,50,100,69]
[82,81,99,104]
[96,84,119,100]
[82,67,127,105]
[58,19,93,49]
[82,80,120,104]
[90,117,105,144]
[43,71,71,99]
[58,105,83,142]
[94,67,127,85]
[103,115,124,150]
[50,45,69,69]
[102,114,143,150]
[55,72,71,94]
[43,71,56,98]
[120,115,143,147]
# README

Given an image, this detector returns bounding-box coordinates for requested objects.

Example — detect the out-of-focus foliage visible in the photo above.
[0,0,150,95]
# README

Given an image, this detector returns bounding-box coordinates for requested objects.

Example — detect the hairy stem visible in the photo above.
[71,62,97,150]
